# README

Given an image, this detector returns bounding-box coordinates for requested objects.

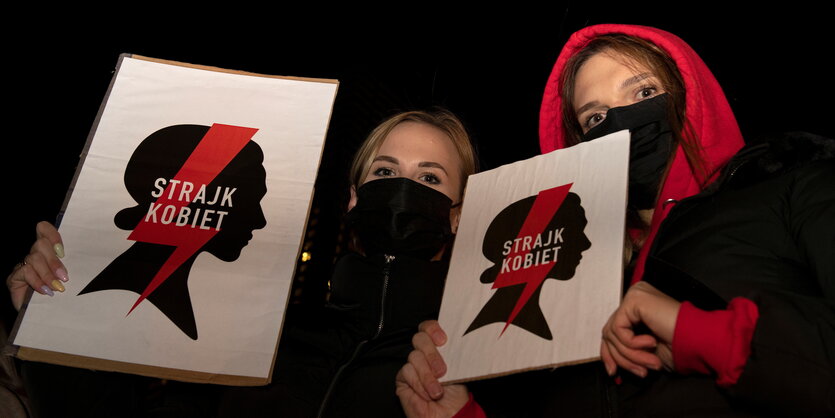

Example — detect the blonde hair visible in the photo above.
[349,109,478,197]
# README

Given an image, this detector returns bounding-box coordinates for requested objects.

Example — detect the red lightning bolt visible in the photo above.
[492,183,572,336]
[125,123,258,315]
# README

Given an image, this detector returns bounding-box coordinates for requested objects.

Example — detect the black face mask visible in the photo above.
[346,178,454,260]
[582,94,675,210]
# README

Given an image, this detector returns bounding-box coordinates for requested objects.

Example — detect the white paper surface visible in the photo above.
[438,131,629,383]
[13,57,337,379]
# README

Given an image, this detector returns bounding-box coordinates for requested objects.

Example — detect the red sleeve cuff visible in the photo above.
[452,392,486,418]
[672,297,759,387]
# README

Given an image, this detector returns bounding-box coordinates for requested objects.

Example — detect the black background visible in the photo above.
[3,5,831,327]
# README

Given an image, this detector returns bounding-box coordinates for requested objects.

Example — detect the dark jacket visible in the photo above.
[219,252,448,418]
[642,132,835,417]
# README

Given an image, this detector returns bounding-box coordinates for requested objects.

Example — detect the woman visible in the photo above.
[217,109,477,418]
[397,24,834,417]
[8,109,478,417]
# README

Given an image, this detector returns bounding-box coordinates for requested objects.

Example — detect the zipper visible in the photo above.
[316,254,395,418]
[374,254,395,339]
[726,158,748,181]
[316,340,367,418]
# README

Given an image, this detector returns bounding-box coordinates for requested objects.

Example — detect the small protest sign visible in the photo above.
[437,131,629,383]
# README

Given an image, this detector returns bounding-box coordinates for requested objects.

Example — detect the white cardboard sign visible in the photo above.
[438,131,629,383]
[11,55,338,385]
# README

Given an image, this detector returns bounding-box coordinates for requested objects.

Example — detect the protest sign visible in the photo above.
[438,131,628,383]
[11,55,337,385]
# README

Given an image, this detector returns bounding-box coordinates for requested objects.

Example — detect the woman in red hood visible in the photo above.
[397,24,834,417]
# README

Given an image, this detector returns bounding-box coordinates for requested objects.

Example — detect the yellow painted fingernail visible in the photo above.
[54,243,65,259]
[51,280,65,292]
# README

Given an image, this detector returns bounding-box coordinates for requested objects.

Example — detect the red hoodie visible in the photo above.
[453,24,759,418]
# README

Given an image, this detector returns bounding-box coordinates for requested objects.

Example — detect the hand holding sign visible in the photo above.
[396,320,470,418]
[7,222,67,310]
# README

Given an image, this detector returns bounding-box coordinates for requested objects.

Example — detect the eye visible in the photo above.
[372,167,396,177]
[635,86,659,101]
[419,173,441,185]
[584,112,606,130]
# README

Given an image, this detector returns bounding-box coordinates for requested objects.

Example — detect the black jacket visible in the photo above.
[641,132,835,417]
[219,252,448,418]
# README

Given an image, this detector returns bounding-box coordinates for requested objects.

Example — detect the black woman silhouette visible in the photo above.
[465,184,591,340]
[79,124,267,340]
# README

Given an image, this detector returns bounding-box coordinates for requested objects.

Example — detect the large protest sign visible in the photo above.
[438,131,629,383]
[10,55,338,385]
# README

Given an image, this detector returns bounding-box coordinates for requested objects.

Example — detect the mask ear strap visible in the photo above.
[451,201,463,209]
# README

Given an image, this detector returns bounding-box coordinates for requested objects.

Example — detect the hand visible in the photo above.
[6,221,68,311]
[396,320,470,418]
[600,281,680,378]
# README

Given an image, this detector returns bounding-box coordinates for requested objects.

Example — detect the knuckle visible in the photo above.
[418,320,435,332]
[411,332,425,347]
[33,237,52,255]
[399,363,414,379]
[36,221,57,238]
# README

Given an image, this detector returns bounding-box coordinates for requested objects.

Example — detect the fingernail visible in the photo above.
[40,285,54,297]
[51,280,65,292]
[606,363,615,376]
[56,268,69,282]
[632,368,646,378]
[429,382,443,399]
[432,330,447,345]
[54,243,65,259]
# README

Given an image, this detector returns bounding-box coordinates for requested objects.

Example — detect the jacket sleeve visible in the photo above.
[452,393,487,418]
[672,161,835,416]
[673,297,758,386]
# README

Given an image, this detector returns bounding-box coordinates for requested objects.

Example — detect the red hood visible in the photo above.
[539,24,745,283]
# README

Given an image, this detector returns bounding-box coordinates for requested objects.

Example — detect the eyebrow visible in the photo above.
[418,161,448,175]
[574,72,654,118]
[373,155,399,165]
[621,72,653,89]
[373,155,448,175]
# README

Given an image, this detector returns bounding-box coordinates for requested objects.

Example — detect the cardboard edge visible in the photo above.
[15,346,267,386]
[130,54,338,85]
[439,356,600,385]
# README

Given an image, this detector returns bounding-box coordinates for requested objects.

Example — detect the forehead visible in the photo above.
[573,51,653,105]
[377,122,460,166]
